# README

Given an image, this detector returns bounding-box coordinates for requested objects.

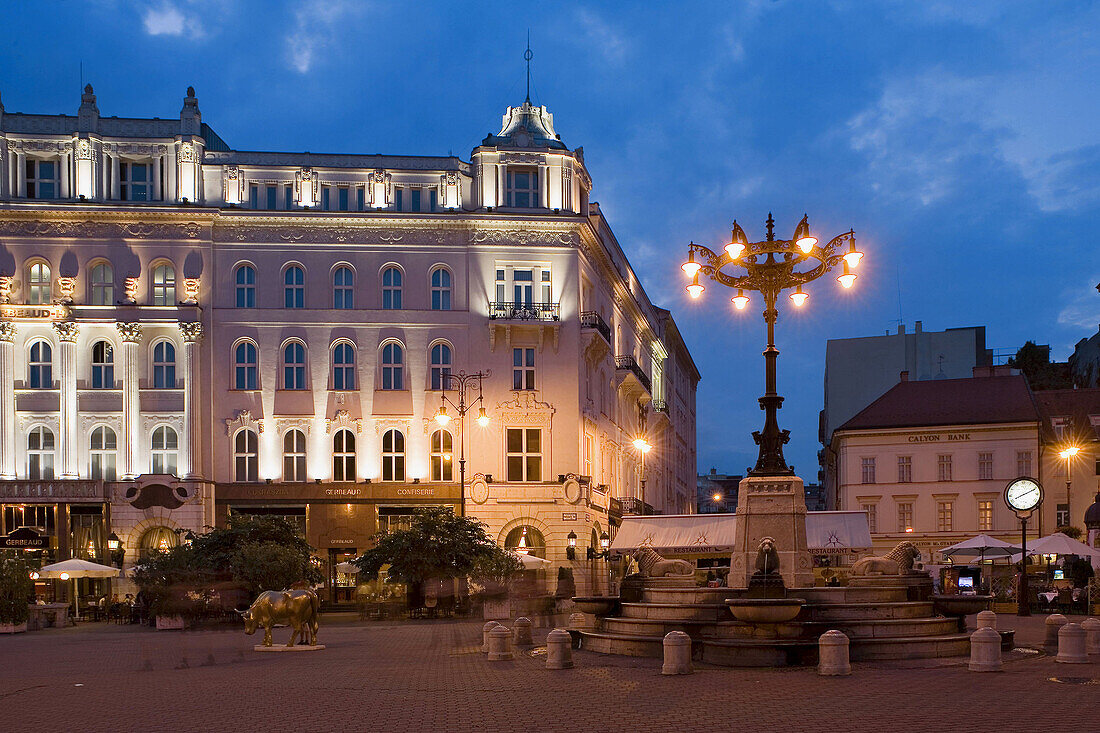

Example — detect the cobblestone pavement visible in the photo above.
[1,612,1097,732]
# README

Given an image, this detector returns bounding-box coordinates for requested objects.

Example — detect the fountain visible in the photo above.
[725,537,804,627]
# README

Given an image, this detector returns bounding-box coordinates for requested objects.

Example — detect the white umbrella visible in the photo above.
[335,561,359,575]
[38,559,120,620]
[1019,533,1100,558]
[509,551,551,570]
[939,534,1021,561]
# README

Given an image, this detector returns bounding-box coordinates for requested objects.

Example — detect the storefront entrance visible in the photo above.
[328,549,357,604]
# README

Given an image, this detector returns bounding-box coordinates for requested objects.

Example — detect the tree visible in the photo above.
[0,552,36,626]
[355,507,520,587]
[1007,341,1073,390]
[233,541,315,596]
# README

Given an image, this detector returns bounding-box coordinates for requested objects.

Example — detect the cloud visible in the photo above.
[1057,280,1100,331]
[575,9,628,64]
[284,0,359,74]
[142,2,203,38]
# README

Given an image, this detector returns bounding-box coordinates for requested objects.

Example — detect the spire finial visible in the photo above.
[765,212,775,241]
[524,31,533,105]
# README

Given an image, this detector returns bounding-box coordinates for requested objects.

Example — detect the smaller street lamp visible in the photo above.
[107,532,121,552]
[566,530,577,561]
[1058,445,1082,527]
[632,437,652,514]
[435,370,492,515]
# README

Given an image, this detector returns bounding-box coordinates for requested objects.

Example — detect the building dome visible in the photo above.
[1084,491,1100,529]
[481,100,568,150]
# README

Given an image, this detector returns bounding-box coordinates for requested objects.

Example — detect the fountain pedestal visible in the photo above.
[728,475,814,590]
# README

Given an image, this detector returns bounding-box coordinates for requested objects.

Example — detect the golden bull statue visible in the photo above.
[240,589,320,647]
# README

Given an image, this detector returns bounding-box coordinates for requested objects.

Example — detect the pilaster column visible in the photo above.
[178,322,203,479]
[0,322,17,478]
[52,321,80,478]
[110,154,120,200]
[116,322,143,479]
[16,151,26,198]
[152,155,162,201]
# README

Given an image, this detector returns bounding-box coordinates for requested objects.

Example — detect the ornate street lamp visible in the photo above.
[632,436,652,514]
[566,530,578,561]
[1058,445,1081,528]
[683,214,861,476]
[435,370,492,515]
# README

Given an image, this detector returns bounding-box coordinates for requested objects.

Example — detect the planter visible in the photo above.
[571,596,620,616]
[0,622,27,634]
[726,598,805,624]
[155,615,185,630]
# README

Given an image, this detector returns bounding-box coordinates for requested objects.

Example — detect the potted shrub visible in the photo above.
[0,553,35,634]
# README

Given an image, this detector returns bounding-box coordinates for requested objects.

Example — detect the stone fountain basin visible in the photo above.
[726,598,805,624]
[931,594,992,617]
[572,596,620,616]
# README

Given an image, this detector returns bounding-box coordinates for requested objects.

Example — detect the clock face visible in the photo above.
[1005,477,1043,512]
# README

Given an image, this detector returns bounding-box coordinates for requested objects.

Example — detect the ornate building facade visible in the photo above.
[0,85,698,599]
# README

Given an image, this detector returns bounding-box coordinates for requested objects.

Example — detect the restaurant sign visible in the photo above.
[0,527,49,549]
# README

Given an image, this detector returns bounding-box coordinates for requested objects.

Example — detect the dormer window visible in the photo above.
[26,159,59,199]
[506,167,539,208]
[120,162,151,201]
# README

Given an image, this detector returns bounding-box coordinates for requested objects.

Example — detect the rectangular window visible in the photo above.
[978,500,993,531]
[1056,503,1070,527]
[285,185,294,209]
[429,189,437,212]
[897,502,913,533]
[513,348,535,390]
[583,434,593,478]
[495,269,505,303]
[266,186,277,210]
[541,269,551,304]
[356,187,365,211]
[937,454,953,482]
[897,456,912,483]
[506,167,539,207]
[26,159,58,199]
[937,501,953,532]
[978,452,993,480]
[411,189,421,212]
[120,162,151,201]
[861,457,876,484]
[1016,451,1032,477]
[338,187,349,211]
[322,187,331,211]
[506,428,541,482]
[395,188,403,211]
[861,504,877,533]
[249,184,259,209]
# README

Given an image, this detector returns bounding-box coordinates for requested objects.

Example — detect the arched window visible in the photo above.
[138,526,178,562]
[283,342,306,390]
[235,265,256,308]
[430,267,452,311]
[89,262,114,305]
[28,340,52,389]
[234,429,258,482]
[382,267,402,310]
[91,341,114,389]
[27,262,51,304]
[381,342,403,390]
[151,426,178,475]
[430,342,451,391]
[381,429,405,482]
[430,429,453,482]
[504,525,546,559]
[153,341,176,389]
[332,342,355,390]
[332,429,356,482]
[284,265,304,309]
[283,429,307,482]
[234,341,258,390]
[27,426,55,480]
[152,263,176,306]
[89,426,116,480]
[333,266,354,309]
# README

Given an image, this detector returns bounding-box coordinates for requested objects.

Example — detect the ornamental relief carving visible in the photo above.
[495,391,555,427]
[468,228,578,246]
[79,414,122,433]
[143,414,184,433]
[75,139,94,160]
[499,153,544,165]
[371,417,408,436]
[328,410,363,434]
[115,322,143,343]
[224,410,263,436]
[0,220,203,240]
[275,418,313,436]
[216,225,450,245]
[18,414,61,435]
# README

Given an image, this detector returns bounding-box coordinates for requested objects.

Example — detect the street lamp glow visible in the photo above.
[633,437,652,454]
[789,285,808,307]
[687,274,704,299]
[844,239,863,268]
[712,492,722,502]
[59,572,69,581]
[794,215,817,253]
[727,221,748,259]
[476,406,490,427]
[681,248,701,277]
[732,289,749,310]
[1060,446,1080,459]
[725,240,746,259]
[434,405,450,426]
[837,261,856,288]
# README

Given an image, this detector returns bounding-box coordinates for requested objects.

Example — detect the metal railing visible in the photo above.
[580,311,612,344]
[614,355,652,393]
[652,399,668,414]
[488,301,560,322]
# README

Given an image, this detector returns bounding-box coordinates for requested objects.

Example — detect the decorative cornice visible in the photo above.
[0,219,203,240]
[115,322,143,343]
[177,321,203,342]
[495,391,556,427]
[328,409,363,434]
[52,321,79,342]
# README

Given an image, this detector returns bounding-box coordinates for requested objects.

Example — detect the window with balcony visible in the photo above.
[381,429,405,482]
[490,265,557,320]
[26,159,58,199]
[153,341,175,389]
[332,429,356,481]
[283,429,307,482]
[91,341,114,389]
[234,429,259,482]
[506,428,541,482]
[506,167,539,207]
[27,426,55,480]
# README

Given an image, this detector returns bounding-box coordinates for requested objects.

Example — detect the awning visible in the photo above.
[610,512,872,555]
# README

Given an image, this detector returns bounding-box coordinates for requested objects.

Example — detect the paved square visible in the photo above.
[1,614,1096,732]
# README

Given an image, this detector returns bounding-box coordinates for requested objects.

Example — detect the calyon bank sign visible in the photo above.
[907,433,972,443]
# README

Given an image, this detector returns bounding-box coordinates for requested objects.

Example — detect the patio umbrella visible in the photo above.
[1019,532,1100,558]
[939,534,1022,563]
[38,559,121,620]
[509,551,552,570]
[335,562,359,575]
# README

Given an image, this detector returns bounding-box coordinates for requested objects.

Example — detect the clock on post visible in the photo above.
[1004,476,1043,617]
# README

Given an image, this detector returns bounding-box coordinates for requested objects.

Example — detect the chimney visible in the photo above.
[900,371,909,382]
[915,320,923,333]
[77,84,99,133]
[897,324,905,335]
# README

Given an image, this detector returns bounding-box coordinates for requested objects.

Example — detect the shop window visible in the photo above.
[381,342,404,390]
[27,261,52,304]
[505,428,541,482]
[332,342,356,390]
[283,342,307,390]
[378,507,419,534]
[504,525,545,558]
[430,267,451,311]
[230,507,306,536]
[430,430,452,482]
[28,340,52,389]
[382,267,402,310]
[235,265,256,308]
[89,262,114,305]
[283,429,307,482]
[70,508,106,562]
[89,426,117,481]
[381,429,405,482]
[333,266,354,309]
[3,505,55,535]
[234,341,258,390]
[430,343,451,391]
[151,426,178,475]
[91,341,114,389]
[234,429,259,482]
[153,341,176,389]
[152,264,175,306]
[284,265,305,308]
[27,426,55,480]
[332,429,356,482]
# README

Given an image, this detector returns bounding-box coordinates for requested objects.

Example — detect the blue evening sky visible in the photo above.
[2,1,1098,478]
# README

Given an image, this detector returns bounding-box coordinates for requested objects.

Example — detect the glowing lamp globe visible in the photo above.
[837,262,856,289]
[681,260,701,277]
[476,407,490,427]
[725,241,745,259]
[435,406,450,426]
[686,274,704,299]
[790,286,808,307]
[844,241,863,268]
[796,235,817,254]
[732,290,749,310]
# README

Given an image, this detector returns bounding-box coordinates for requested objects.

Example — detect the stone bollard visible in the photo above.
[545,628,574,670]
[1056,622,1089,664]
[481,621,501,653]
[968,627,1002,672]
[817,630,851,676]
[976,610,997,630]
[513,617,533,647]
[568,612,587,629]
[1044,614,1068,653]
[661,631,692,675]
[487,626,514,661]
[1082,617,1100,655]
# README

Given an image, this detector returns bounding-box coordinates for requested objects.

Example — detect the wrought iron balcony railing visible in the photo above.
[488,301,560,322]
[652,399,669,414]
[614,355,652,393]
[580,311,612,344]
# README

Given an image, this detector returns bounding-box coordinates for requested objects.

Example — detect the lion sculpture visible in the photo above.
[632,546,694,577]
[851,541,921,576]
[754,536,781,575]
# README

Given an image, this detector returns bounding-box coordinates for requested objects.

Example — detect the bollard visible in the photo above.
[568,612,587,629]
[513,617,533,647]
[661,631,692,675]
[1044,614,1068,654]
[1082,617,1100,655]
[487,626,514,661]
[481,621,501,653]
[968,627,1002,672]
[545,628,574,670]
[817,630,851,676]
[1056,622,1088,664]
[976,610,997,630]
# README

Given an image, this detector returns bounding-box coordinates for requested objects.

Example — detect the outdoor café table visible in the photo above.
[1038,591,1059,604]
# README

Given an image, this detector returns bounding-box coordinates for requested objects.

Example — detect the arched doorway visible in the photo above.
[504,525,546,559]
[138,526,179,563]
